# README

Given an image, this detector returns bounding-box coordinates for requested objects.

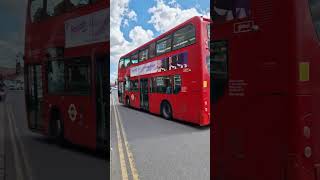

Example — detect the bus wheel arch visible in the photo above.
[49,107,64,144]
[160,100,172,120]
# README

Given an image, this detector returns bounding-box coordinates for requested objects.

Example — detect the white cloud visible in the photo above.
[148,0,209,33]
[110,0,209,83]
[127,10,137,21]
[110,0,154,83]
[129,26,154,45]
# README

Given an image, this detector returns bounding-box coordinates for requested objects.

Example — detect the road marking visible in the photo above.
[7,104,24,180]
[114,98,140,180]
[8,104,33,180]
[0,103,6,180]
[112,97,129,180]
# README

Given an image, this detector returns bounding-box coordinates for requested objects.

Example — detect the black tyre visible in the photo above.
[161,101,172,120]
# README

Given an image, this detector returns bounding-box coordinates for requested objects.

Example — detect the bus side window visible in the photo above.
[156,35,172,55]
[125,77,130,91]
[173,24,196,50]
[213,0,251,22]
[131,53,139,64]
[124,57,131,67]
[139,48,149,62]
[173,75,181,94]
[309,0,320,40]
[150,78,154,93]
[30,0,45,22]
[211,40,228,103]
[130,80,138,92]
[149,42,156,59]
[158,76,172,94]
[47,0,65,17]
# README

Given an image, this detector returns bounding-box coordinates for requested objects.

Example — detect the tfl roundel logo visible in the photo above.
[68,104,77,122]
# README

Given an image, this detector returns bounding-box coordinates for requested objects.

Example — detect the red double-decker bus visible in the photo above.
[212,0,320,179]
[118,16,210,126]
[24,0,108,150]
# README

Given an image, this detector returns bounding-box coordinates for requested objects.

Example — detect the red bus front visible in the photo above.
[212,0,320,179]
[24,0,108,150]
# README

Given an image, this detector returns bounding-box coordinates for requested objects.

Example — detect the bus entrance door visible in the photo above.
[95,57,108,149]
[140,78,149,111]
[26,65,43,131]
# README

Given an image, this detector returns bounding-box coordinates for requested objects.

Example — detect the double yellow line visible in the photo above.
[112,96,139,180]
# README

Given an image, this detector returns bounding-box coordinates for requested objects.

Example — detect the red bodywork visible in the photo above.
[118,16,211,126]
[212,0,320,179]
[24,0,108,150]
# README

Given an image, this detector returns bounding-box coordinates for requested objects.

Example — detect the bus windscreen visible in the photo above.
[213,0,250,22]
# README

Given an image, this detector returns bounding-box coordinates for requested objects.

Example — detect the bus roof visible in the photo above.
[119,16,210,60]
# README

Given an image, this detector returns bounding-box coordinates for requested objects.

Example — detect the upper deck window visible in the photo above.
[156,35,172,55]
[173,24,196,50]
[213,0,251,23]
[149,42,156,58]
[70,0,90,6]
[47,0,65,16]
[139,48,149,62]
[131,53,139,64]
[124,57,131,67]
[309,0,320,40]
[30,0,44,22]
[65,0,90,11]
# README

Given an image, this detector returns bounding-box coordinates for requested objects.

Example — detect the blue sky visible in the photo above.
[110,0,210,83]
[0,1,26,68]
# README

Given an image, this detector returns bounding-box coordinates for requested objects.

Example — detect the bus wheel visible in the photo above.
[161,101,172,120]
[126,96,130,106]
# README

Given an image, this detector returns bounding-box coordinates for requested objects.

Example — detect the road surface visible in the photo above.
[110,90,210,180]
[0,90,108,180]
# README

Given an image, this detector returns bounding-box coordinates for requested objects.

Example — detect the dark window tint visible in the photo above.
[130,80,138,91]
[125,76,130,91]
[206,55,210,72]
[66,59,91,94]
[213,0,251,22]
[48,61,65,93]
[173,25,196,50]
[47,0,65,16]
[131,53,138,64]
[139,48,149,62]
[309,0,320,40]
[156,36,172,55]
[70,0,90,6]
[173,75,181,94]
[30,0,44,22]
[65,0,90,11]
[154,76,172,94]
[211,41,228,79]
[149,42,156,58]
